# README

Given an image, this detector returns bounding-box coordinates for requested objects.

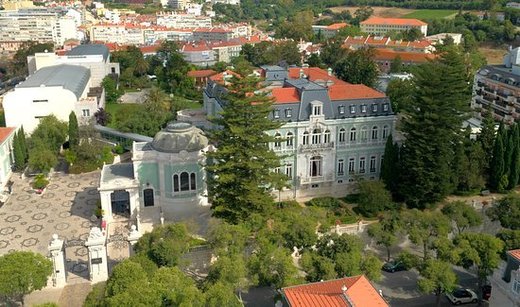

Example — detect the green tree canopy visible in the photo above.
[403,209,451,260]
[206,75,286,223]
[0,251,53,305]
[333,48,378,87]
[356,180,394,217]
[29,115,67,153]
[441,201,482,234]
[487,194,520,229]
[68,111,79,148]
[417,259,458,307]
[385,78,414,113]
[367,211,402,261]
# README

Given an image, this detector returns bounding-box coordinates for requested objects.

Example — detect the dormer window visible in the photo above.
[372,104,378,112]
[313,105,322,116]
[285,109,292,118]
[383,103,389,112]
[339,105,345,114]
[361,105,367,113]
[273,109,280,118]
[350,105,356,114]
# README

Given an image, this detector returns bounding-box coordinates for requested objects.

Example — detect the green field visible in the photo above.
[402,9,457,19]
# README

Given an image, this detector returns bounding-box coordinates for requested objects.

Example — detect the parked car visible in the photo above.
[382,261,407,273]
[446,288,478,305]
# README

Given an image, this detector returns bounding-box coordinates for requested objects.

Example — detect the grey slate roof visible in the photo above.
[17,64,90,99]
[66,44,110,61]
[101,163,135,184]
[479,65,520,86]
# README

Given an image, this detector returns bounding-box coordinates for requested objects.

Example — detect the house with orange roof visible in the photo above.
[373,48,437,73]
[188,69,217,88]
[280,275,389,307]
[502,249,520,300]
[360,17,428,37]
[343,35,434,54]
[204,65,396,199]
[312,22,349,39]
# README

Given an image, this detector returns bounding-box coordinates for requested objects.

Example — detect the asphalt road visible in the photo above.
[373,267,488,307]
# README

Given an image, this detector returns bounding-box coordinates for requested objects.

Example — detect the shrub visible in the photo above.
[306,197,357,225]
[305,197,341,208]
[32,174,49,190]
[112,144,125,155]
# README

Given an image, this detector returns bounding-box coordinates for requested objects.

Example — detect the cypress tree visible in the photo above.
[399,46,470,208]
[490,126,505,191]
[504,129,515,183]
[508,125,520,189]
[380,134,399,195]
[68,112,79,148]
[206,74,286,223]
[13,131,25,171]
[478,108,496,179]
[18,126,27,163]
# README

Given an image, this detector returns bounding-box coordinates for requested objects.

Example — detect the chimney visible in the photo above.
[341,285,347,293]
[327,67,332,76]
[299,68,304,79]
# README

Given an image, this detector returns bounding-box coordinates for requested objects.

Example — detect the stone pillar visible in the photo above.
[127,225,141,256]
[85,227,108,283]
[99,190,113,223]
[128,188,140,222]
[48,234,66,288]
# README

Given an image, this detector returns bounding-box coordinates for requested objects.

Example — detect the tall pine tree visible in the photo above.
[206,75,287,223]
[490,123,506,192]
[380,134,400,196]
[399,47,470,208]
[13,131,25,171]
[508,124,520,189]
[68,111,79,148]
[478,108,496,181]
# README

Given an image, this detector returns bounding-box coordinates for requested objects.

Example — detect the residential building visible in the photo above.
[90,24,145,45]
[143,27,193,44]
[204,66,396,200]
[168,0,190,10]
[187,69,217,89]
[98,122,210,223]
[212,0,239,4]
[360,17,428,36]
[343,35,434,53]
[156,12,212,28]
[0,8,79,47]
[425,33,462,45]
[3,64,100,132]
[180,42,216,66]
[507,2,520,9]
[312,22,348,39]
[501,249,520,304]
[193,27,234,41]
[0,127,16,195]
[27,44,120,87]
[373,48,436,73]
[471,47,520,125]
[280,275,389,307]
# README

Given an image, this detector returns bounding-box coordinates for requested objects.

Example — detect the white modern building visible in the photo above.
[156,12,212,28]
[90,24,145,45]
[3,64,100,133]
[360,17,428,36]
[0,127,16,195]
[212,0,240,4]
[0,8,79,47]
[27,44,120,87]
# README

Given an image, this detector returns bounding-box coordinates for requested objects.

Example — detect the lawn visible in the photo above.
[402,9,457,19]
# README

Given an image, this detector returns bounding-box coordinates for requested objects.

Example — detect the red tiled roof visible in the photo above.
[181,42,211,52]
[282,275,388,307]
[509,249,520,262]
[327,22,348,30]
[271,87,300,104]
[188,69,217,78]
[139,45,161,54]
[0,127,15,144]
[209,70,241,83]
[329,84,386,100]
[361,17,427,26]
[374,48,436,63]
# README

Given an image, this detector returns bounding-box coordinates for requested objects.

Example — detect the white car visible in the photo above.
[446,288,478,305]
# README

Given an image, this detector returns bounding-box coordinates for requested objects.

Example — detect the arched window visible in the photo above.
[180,172,190,191]
[310,156,322,177]
[190,173,196,190]
[143,188,154,207]
[324,130,331,143]
[339,128,346,143]
[274,133,281,148]
[303,131,309,145]
[360,126,367,142]
[173,175,179,192]
[382,125,389,139]
[312,129,321,144]
[350,127,357,142]
[286,132,294,147]
[372,126,378,140]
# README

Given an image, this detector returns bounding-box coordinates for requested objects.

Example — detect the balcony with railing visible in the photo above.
[299,173,334,184]
[298,142,334,153]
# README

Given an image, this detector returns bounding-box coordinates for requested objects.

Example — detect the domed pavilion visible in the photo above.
[98,122,211,228]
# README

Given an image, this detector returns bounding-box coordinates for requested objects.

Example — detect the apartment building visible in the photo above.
[312,23,348,39]
[0,8,79,47]
[343,35,434,53]
[90,24,145,45]
[360,17,428,36]
[156,12,212,28]
[471,47,520,125]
